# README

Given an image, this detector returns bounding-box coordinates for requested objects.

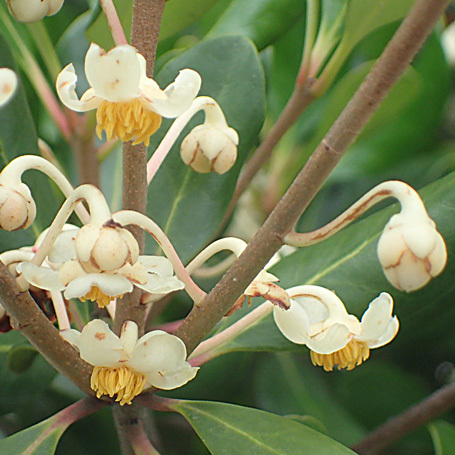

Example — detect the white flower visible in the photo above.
[0,68,17,108]
[377,212,447,292]
[19,226,184,308]
[180,123,238,174]
[0,182,36,231]
[273,286,399,371]
[56,43,201,146]
[61,319,198,405]
[7,0,63,23]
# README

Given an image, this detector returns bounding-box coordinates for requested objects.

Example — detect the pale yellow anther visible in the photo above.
[310,340,370,372]
[91,366,146,406]
[96,99,162,146]
[79,286,123,308]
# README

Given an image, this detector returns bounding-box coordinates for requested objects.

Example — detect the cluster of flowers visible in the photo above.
[0,3,448,406]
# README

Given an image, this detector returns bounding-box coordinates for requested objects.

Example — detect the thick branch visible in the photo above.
[352,381,455,455]
[175,0,449,354]
[116,0,166,336]
[0,262,93,395]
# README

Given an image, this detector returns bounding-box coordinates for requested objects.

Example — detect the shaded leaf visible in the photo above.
[429,420,455,455]
[173,400,357,454]
[6,345,38,374]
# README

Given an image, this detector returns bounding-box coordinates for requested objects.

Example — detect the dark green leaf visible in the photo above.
[207,0,305,51]
[147,36,265,263]
[429,420,455,455]
[6,345,38,373]
[173,400,357,454]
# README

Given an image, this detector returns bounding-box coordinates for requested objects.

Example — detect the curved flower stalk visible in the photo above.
[273,285,399,371]
[284,181,447,292]
[61,319,198,405]
[6,0,63,23]
[0,68,17,107]
[56,43,201,146]
[0,155,90,230]
[147,96,238,183]
[186,237,290,311]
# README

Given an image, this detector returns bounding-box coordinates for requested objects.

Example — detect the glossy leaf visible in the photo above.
[0,412,65,455]
[207,0,305,51]
[0,34,59,246]
[429,420,455,455]
[173,400,357,454]
[204,170,455,356]
[147,36,265,263]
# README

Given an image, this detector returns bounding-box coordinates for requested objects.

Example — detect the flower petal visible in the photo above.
[129,331,198,389]
[135,274,185,294]
[146,69,201,117]
[120,320,139,356]
[0,68,17,107]
[273,300,311,345]
[139,255,174,276]
[368,317,399,349]
[306,323,350,354]
[359,293,395,344]
[48,228,79,264]
[77,319,123,366]
[64,273,133,299]
[59,328,81,347]
[56,64,102,112]
[19,262,65,292]
[85,44,141,102]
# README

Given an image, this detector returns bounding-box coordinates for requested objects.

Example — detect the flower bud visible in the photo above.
[7,0,64,23]
[0,183,36,231]
[75,220,139,273]
[180,124,238,174]
[377,213,447,292]
[0,68,17,108]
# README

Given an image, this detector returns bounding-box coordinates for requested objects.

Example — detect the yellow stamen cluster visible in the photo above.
[310,340,370,372]
[80,286,123,308]
[91,366,146,406]
[96,99,162,146]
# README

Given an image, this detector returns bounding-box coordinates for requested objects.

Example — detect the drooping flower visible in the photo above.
[61,319,198,405]
[56,43,201,146]
[0,68,18,108]
[273,285,399,371]
[7,0,63,23]
[19,224,184,308]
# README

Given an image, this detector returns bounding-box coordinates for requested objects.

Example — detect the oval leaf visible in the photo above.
[172,400,357,455]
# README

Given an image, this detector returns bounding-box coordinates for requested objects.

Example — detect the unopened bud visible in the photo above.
[0,183,36,231]
[0,68,17,107]
[377,213,447,292]
[7,0,64,22]
[180,124,238,174]
[75,220,139,273]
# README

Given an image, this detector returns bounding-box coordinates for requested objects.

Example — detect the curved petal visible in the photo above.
[135,274,185,294]
[306,323,350,354]
[0,68,17,107]
[56,64,101,112]
[359,293,395,343]
[64,273,133,299]
[48,0,64,15]
[273,300,311,345]
[120,320,139,356]
[59,328,81,348]
[368,317,399,349]
[145,362,199,390]
[85,44,141,102]
[48,228,79,264]
[19,262,65,292]
[144,69,201,118]
[77,319,123,366]
[139,255,174,276]
[128,331,189,374]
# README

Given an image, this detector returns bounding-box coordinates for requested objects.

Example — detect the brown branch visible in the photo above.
[352,381,455,455]
[175,0,450,354]
[0,262,93,395]
[115,0,166,336]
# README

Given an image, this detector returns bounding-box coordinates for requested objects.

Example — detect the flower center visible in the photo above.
[79,286,123,308]
[91,366,146,406]
[310,340,370,372]
[96,99,162,146]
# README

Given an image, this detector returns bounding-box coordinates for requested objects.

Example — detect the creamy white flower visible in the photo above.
[0,182,36,231]
[180,123,238,174]
[7,0,63,23]
[19,226,184,308]
[273,286,399,371]
[377,212,447,292]
[56,43,201,146]
[0,68,17,107]
[61,319,198,405]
